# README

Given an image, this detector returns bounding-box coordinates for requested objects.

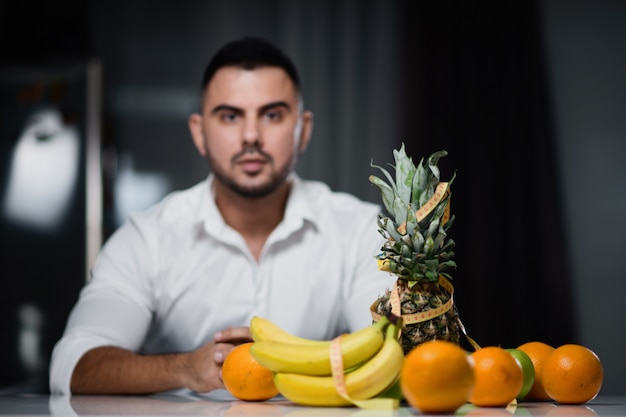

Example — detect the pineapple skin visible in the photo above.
[373,282,461,354]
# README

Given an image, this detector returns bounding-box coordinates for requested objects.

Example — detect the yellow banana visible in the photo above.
[376,376,404,401]
[249,316,327,345]
[250,315,390,376]
[273,322,405,407]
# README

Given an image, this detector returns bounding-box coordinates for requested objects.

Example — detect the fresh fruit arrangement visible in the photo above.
[221,145,603,413]
[227,320,602,411]
[247,314,404,409]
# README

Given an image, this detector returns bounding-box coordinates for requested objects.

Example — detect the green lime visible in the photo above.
[507,348,536,400]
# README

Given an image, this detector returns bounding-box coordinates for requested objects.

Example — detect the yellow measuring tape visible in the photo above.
[397,181,451,235]
[329,336,399,410]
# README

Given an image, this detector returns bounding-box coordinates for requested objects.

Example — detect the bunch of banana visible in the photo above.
[249,314,405,408]
[250,315,390,375]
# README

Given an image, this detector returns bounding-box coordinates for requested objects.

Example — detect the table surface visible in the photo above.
[0,390,624,417]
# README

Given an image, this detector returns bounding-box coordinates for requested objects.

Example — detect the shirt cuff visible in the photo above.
[49,332,114,395]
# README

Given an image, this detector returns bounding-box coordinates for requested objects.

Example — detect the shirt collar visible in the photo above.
[280,173,318,233]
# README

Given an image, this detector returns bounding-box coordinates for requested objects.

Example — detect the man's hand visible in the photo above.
[182,326,252,393]
[70,326,252,395]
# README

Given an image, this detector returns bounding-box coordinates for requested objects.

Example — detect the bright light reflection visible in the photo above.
[2,108,80,232]
[17,303,43,375]
[114,154,171,227]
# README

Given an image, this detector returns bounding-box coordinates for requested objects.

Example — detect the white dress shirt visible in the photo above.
[49,174,395,394]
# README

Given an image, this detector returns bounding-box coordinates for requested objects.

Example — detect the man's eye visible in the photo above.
[265,111,282,122]
[221,112,239,122]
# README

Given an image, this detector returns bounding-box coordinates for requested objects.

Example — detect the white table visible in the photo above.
[1,390,625,416]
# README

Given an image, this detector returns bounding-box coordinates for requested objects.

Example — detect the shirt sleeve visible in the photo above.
[49,216,155,394]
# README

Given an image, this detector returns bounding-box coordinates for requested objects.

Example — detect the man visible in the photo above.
[49,37,392,395]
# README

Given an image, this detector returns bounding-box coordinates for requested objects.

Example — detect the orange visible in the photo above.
[469,346,524,407]
[542,344,603,404]
[400,340,475,414]
[517,341,555,401]
[222,342,279,401]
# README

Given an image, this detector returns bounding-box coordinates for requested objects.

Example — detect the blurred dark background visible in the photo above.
[1,0,624,394]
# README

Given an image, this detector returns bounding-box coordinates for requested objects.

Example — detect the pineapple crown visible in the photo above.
[369,144,457,283]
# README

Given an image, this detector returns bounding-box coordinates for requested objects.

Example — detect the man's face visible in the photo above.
[190,66,312,198]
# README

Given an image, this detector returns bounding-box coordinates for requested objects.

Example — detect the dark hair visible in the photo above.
[201,37,301,93]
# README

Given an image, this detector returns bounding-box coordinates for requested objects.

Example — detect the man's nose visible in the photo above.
[242,117,261,146]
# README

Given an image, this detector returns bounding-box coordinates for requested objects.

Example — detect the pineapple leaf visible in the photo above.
[411,157,427,209]
[438,260,457,271]
[405,209,417,236]
[447,171,457,187]
[443,215,455,232]
[418,192,451,230]
[369,174,395,215]
[372,145,457,284]
[400,242,412,257]
[393,144,416,206]
[369,161,396,192]
[420,150,448,207]
[392,194,409,227]
[425,271,439,282]
[377,215,403,242]
[424,259,439,272]
[441,239,455,251]
[427,150,448,178]
[411,228,425,253]
[426,218,440,238]
[423,236,435,255]
[400,234,413,249]
[433,229,447,250]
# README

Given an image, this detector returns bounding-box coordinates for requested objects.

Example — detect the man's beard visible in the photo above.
[208,144,294,198]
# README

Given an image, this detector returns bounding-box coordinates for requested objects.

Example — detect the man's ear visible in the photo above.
[188,113,207,157]
[297,110,314,154]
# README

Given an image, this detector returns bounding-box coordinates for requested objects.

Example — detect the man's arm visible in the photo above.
[70,327,252,394]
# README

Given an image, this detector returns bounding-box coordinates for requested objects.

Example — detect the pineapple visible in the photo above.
[369,144,464,354]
